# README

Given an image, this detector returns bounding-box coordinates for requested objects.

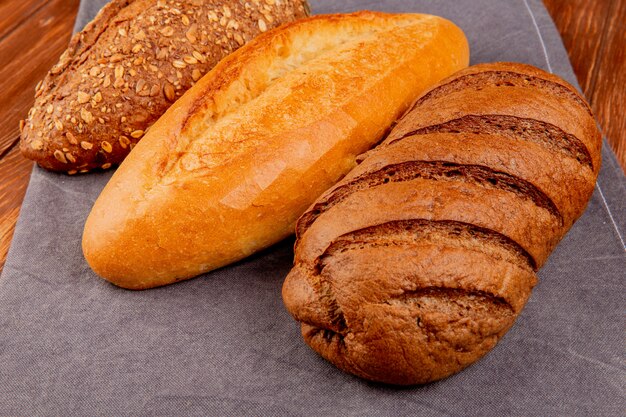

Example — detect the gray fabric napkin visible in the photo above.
[1,0,624,415]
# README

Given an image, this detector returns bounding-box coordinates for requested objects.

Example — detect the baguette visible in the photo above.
[20,0,309,173]
[282,62,602,385]
[82,11,470,289]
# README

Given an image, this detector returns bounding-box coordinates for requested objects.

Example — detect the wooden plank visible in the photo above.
[543,0,625,172]
[0,0,79,155]
[0,0,49,40]
[589,0,626,168]
[0,0,78,272]
[542,0,613,94]
[0,147,33,272]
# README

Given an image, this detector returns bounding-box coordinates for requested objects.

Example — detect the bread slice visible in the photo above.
[82,11,469,289]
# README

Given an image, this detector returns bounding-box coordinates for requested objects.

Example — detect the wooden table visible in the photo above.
[0,0,624,273]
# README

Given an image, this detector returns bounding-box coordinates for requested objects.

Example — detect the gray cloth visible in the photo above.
[1,0,624,415]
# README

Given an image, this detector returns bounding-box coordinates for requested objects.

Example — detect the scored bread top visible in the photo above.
[20,0,309,173]
[82,11,469,289]
[297,62,601,259]
[386,62,601,170]
[153,12,462,185]
[284,62,601,385]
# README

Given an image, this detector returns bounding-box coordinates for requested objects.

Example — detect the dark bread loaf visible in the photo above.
[20,0,308,173]
[282,62,602,385]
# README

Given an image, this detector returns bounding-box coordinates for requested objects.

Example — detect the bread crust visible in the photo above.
[289,245,535,385]
[20,0,308,173]
[283,63,602,385]
[82,11,470,289]
[298,178,562,267]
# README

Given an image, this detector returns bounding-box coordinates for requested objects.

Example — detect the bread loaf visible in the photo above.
[282,62,602,385]
[20,0,309,173]
[82,11,470,289]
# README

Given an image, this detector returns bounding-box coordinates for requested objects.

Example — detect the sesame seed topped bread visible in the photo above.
[282,62,602,385]
[20,0,309,174]
[82,11,470,289]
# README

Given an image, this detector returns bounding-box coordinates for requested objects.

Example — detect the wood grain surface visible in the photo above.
[0,0,624,273]
[0,0,80,272]
[544,0,626,169]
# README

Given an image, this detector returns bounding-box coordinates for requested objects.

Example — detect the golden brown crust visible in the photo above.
[283,63,602,385]
[20,0,309,173]
[81,11,470,289]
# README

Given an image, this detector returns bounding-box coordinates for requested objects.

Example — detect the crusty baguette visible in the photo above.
[20,0,309,173]
[283,62,602,385]
[82,11,470,289]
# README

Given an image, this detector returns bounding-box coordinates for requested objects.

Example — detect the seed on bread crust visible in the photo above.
[77,92,91,104]
[20,0,310,172]
[101,141,113,153]
[258,18,267,32]
[114,65,124,79]
[149,84,160,96]
[30,140,44,150]
[66,131,78,145]
[160,26,174,37]
[118,136,130,149]
[53,150,67,163]
[164,83,176,101]
[192,50,205,63]
[65,152,76,163]
[80,108,94,124]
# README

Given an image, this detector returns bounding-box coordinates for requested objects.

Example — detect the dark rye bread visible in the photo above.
[283,62,602,385]
[389,115,594,169]
[298,132,595,244]
[297,159,564,238]
[408,63,593,117]
[386,63,601,171]
[298,178,562,268]
[20,0,308,173]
